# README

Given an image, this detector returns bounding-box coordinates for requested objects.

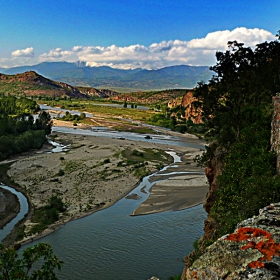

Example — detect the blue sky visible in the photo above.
[0,0,279,69]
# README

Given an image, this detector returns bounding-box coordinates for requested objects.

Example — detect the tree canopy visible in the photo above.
[0,243,63,280]
[194,34,280,238]
[194,39,280,146]
[0,96,52,160]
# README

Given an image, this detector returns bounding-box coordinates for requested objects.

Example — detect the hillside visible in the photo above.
[0,71,87,98]
[1,62,213,91]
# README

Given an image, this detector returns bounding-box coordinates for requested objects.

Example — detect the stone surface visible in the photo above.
[271,95,280,173]
[183,203,280,279]
[181,91,203,124]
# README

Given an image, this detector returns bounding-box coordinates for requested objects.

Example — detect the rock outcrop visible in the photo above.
[181,91,203,124]
[183,203,280,279]
[271,95,280,173]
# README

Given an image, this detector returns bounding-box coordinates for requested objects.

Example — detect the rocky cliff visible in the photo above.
[180,91,203,124]
[271,95,280,173]
[182,97,280,279]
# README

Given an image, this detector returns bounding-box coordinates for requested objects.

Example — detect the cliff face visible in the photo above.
[271,95,280,173]
[202,144,226,242]
[180,91,203,124]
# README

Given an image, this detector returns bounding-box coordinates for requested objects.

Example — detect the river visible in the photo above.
[4,105,207,279]
[0,185,28,242]
[18,148,206,280]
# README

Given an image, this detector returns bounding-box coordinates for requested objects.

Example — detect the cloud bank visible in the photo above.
[5,28,276,69]
[12,47,35,58]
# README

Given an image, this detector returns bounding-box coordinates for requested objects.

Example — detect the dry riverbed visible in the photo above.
[1,124,207,245]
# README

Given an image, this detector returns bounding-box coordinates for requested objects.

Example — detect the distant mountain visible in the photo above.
[0,62,212,91]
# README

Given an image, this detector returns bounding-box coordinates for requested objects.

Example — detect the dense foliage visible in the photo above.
[29,196,66,235]
[0,96,52,160]
[0,243,63,280]
[0,95,39,115]
[195,36,280,237]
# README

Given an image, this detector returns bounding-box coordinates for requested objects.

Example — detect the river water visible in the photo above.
[0,185,29,242]
[18,149,206,280]
[10,105,207,279]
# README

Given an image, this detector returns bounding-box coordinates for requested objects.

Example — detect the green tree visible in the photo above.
[194,39,280,146]
[194,34,280,239]
[123,100,127,108]
[36,111,52,135]
[0,243,63,280]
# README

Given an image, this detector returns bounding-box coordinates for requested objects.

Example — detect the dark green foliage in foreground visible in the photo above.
[0,243,63,280]
[195,35,280,238]
[194,39,280,146]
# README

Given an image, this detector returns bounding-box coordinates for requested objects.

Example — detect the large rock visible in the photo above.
[183,203,280,279]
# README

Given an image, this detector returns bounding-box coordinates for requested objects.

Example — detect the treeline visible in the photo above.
[194,35,280,245]
[0,96,52,160]
[0,94,39,115]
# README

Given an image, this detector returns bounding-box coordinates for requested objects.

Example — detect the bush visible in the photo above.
[57,169,65,176]
[103,158,110,164]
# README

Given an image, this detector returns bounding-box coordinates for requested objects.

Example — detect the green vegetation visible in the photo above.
[56,111,86,123]
[194,36,280,243]
[167,275,181,280]
[0,243,63,280]
[0,96,52,160]
[120,148,172,177]
[29,196,66,235]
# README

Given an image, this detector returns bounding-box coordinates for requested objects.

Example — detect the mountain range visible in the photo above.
[0,62,213,91]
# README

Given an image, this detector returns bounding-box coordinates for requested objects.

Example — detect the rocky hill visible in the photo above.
[0,71,87,98]
[76,86,118,98]
[0,71,119,99]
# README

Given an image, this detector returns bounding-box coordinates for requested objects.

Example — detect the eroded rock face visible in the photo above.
[271,95,280,173]
[183,203,280,279]
[181,91,203,124]
[201,144,226,243]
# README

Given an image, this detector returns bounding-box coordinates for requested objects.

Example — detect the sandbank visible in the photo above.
[1,125,207,245]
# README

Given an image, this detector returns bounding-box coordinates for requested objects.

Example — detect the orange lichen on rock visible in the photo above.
[226,227,280,268]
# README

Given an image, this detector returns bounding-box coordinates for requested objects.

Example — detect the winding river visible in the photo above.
[0,185,28,242]
[1,105,207,279]
[20,153,206,280]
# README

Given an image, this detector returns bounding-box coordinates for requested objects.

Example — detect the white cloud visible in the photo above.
[11,47,35,58]
[1,28,276,69]
[187,27,275,50]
